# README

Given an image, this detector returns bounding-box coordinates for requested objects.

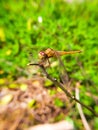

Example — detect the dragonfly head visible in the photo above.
[38,51,47,59]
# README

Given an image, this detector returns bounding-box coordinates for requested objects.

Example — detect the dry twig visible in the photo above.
[28,63,98,117]
[75,86,91,130]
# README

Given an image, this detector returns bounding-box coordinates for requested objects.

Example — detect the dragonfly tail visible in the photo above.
[57,50,82,56]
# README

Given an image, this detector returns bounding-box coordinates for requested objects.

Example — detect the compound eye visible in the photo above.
[38,51,45,59]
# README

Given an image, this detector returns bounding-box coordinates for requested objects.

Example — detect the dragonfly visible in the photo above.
[28,48,81,84]
[38,48,81,67]
[38,48,82,84]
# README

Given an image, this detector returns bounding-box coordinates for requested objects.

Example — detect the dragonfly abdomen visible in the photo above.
[57,50,82,56]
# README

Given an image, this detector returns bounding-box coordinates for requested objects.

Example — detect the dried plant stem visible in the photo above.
[28,63,98,117]
[75,87,91,130]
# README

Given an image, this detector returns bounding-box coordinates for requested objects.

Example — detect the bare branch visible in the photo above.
[75,87,91,130]
[28,63,98,117]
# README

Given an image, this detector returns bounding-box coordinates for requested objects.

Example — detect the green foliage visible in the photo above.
[54,113,65,122]
[94,117,98,130]
[0,0,98,127]
[54,98,65,107]
[0,0,98,77]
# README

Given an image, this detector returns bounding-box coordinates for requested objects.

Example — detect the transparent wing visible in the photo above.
[54,50,69,86]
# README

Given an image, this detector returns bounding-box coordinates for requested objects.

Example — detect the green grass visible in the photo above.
[0,0,98,128]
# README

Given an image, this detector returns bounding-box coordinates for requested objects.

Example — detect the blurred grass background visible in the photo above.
[0,0,98,129]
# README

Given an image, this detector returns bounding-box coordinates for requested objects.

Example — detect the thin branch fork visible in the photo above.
[28,63,98,117]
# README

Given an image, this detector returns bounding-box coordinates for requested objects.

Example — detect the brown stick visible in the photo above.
[28,63,98,117]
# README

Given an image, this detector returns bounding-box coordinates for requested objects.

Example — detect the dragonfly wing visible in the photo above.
[54,51,69,86]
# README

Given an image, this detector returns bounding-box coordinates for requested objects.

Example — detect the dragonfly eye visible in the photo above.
[38,51,46,59]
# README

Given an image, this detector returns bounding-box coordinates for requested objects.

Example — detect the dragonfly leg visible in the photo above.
[47,58,51,67]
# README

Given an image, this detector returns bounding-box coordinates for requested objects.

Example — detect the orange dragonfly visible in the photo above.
[28,48,81,84]
[38,48,81,66]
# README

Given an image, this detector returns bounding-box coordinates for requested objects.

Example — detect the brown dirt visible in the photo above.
[0,76,73,130]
